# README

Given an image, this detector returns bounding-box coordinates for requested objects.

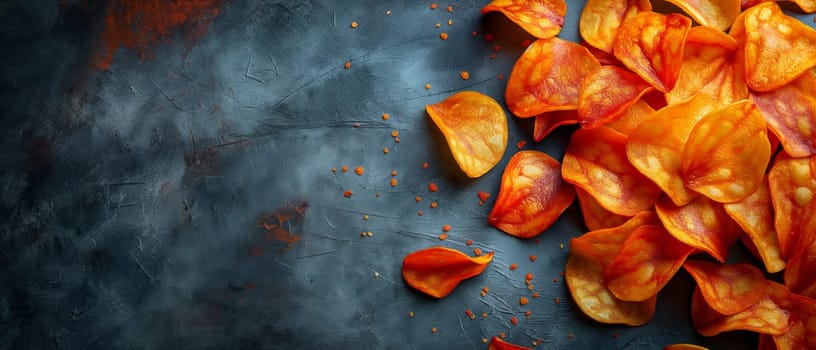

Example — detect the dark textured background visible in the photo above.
[1,1,812,349]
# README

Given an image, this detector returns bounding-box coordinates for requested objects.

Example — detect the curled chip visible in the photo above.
[575,187,631,231]
[565,212,659,325]
[489,151,576,238]
[690,282,793,337]
[562,127,663,216]
[604,224,695,301]
[506,38,600,117]
[665,0,740,31]
[682,100,770,203]
[578,65,654,129]
[655,195,742,262]
[683,260,767,315]
[752,69,816,158]
[666,26,747,107]
[482,0,566,39]
[579,0,651,53]
[533,110,579,141]
[426,91,508,178]
[771,293,816,349]
[488,336,533,350]
[735,2,816,92]
[603,98,654,136]
[402,246,494,298]
[723,176,785,273]
[612,12,691,93]
[768,155,816,260]
[626,93,717,206]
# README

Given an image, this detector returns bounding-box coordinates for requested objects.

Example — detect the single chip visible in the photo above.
[752,69,816,158]
[426,91,508,178]
[655,195,742,262]
[579,0,651,53]
[578,65,655,129]
[723,176,785,273]
[613,12,692,93]
[771,293,816,349]
[402,246,494,298]
[565,212,659,325]
[666,26,747,107]
[665,0,740,31]
[626,93,717,206]
[682,100,771,203]
[604,224,695,302]
[488,336,534,350]
[489,151,576,238]
[683,260,767,315]
[533,110,579,141]
[563,127,663,216]
[481,0,566,39]
[603,98,654,136]
[735,2,816,91]
[768,155,816,260]
[506,38,601,117]
[690,282,793,337]
[575,187,631,231]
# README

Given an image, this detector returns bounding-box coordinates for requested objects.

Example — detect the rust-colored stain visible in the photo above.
[91,0,223,70]
[255,202,308,255]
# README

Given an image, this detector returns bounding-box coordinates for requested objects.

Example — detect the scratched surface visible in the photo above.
[2,1,813,349]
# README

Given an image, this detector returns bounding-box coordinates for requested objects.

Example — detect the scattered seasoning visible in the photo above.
[554,297,561,304]
[383,147,389,154]
[527,284,534,290]
[465,309,476,319]
[331,167,337,173]
[418,210,424,216]
[425,83,431,90]
[391,178,398,187]
[511,317,519,326]
[560,271,565,276]
[553,278,560,283]
[520,297,529,305]
[373,271,379,278]
[482,312,489,318]
[567,333,574,339]
[430,201,438,208]
[415,196,422,202]
[391,170,398,176]
[435,23,442,28]
[477,191,490,206]
[430,3,438,9]
[448,19,454,25]
[517,140,527,149]
[367,231,373,237]
[440,32,448,40]
[360,231,366,237]
[560,243,565,249]
[351,21,358,28]
[532,292,540,298]
[342,165,349,173]
[473,248,482,256]
[442,224,451,232]
[509,263,518,271]
[344,61,351,69]
[386,10,392,15]
[522,39,532,48]
[382,113,390,121]
[472,31,478,36]
[493,45,502,52]
[529,255,537,262]
[484,33,494,42]
[375,192,380,198]
[525,273,534,281]
[355,166,364,176]
[409,311,415,317]
[466,239,473,246]
[482,338,488,344]
[483,286,489,293]
[432,327,438,333]
[460,71,470,80]
[363,215,369,220]
[438,233,448,240]
[391,130,399,137]
[422,162,429,169]
[489,53,497,60]
[429,182,438,192]
[525,310,532,318]
[344,190,354,198]
[394,137,400,143]
[353,122,360,128]
[499,332,506,339]
[447,5,453,12]
[498,73,504,80]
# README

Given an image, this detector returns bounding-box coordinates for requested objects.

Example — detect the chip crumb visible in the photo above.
[448,19,454,26]
[484,34,494,42]
[560,243,564,249]
[391,178,398,187]
[409,311,414,317]
[363,215,369,220]
[482,312,488,318]
[383,147,389,154]
[509,263,518,271]
[418,210,424,216]
[482,338,488,344]
[517,140,527,149]
[342,165,349,173]
[331,167,337,173]
[415,196,422,202]
[511,317,518,325]
[460,71,470,80]
[525,310,532,318]
[422,162,429,169]
[438,233,448,240]
[567,333,574,339]
[440,32,448,40]
[350,21,358,28]
[382,113,390,120]
[466,239,473,246]
[373,271,379,278]
[430,201,438,208]
[520,297,529,305]
[431,327,438,333]
[367,231,373,237]
[344,189,353,198]
[532,292,540,298]
[429,182,438,192]
[529,255,537,262]
[391,130,399,137]
[473,248,482,256]
[425,83,431,90]
[344,61,351,69]
[386,9,392,15]
[447,5,453,12]
[442,224,451,232]
[354,166,364,176]
[430,3,438,9]
[436,23,442,28]
[392,170,398,176]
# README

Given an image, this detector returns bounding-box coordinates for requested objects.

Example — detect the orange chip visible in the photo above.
[579,0,652,53]
[488,151,576,238]
[655,195,742,262]
[488,336,533,350]
[506,38,600,117]
[565,212,659,325]
[481,0,566,39]
[582,41,625,66]
[771,293,816,349]
[578,65,654,129]
[426,91,508,178]
[575,187,631,231]
[752,69,816,158]
[742,0,816,12]
[690,282,793,337]
[683,260,767,315]
[682,100,771,203]
[665,0,740,31]
[626,93,717,206]
[533,110,579,141]
[736,2,816,92]
[666,26,747,106]
[768,155,816,259]
[402,246,494,298]
[785,241,816,299]
[603,98,654,136]
[612,12,692,93]
[723,176,785,273]
[604,224,695,301]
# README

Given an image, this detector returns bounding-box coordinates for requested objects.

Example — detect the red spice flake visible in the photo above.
[553,278,559,283]
[390,178,398,187]
[430,3,438,9]
[567,333,574,339]
[532,292,540,298]
[554,297,561,304]
[529,255,537,262]
[485,33,494,42]
[353,122,360,128]
[391,130,399,137]
[522,39,532,48]
[525,273,534,281]
[525,310,532,318]
[394,137,401,143]
[415,196,422,202]
[516,140,527,150]
[354,166,364,176]
[422,162,429,169]
[382,113,390,120]
[391,170,398,177]
[447,5,453,12]
[460,71,470,80]
[428,182,438,192]
[430,201,438,208]
[511,317,519,325]
[482,312,489,318]
[489,53,497,60]
[509,263,518,271]
[472,31,478,36]
[465,309,476,319]
[438,233,448,240]
[440,32,449,40]
[498,73,504,80]
[375,192,380,198]
[343,189,354,198]
[425,83,431,90]
[418,210,424,216]
[520,297,529,305]
[442,224,451,232]
[499,332,506,339]
[383,147,389,154]
[474,248,482,256]
[493,45,502,52]
[344,61,351,69]
[360,232,366,237]
[341,165,349,173]
[351,21,358,28]
[527,284,534,290]
[466,239,473,246]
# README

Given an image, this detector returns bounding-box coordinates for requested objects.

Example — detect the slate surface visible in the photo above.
[1,1,813,349]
